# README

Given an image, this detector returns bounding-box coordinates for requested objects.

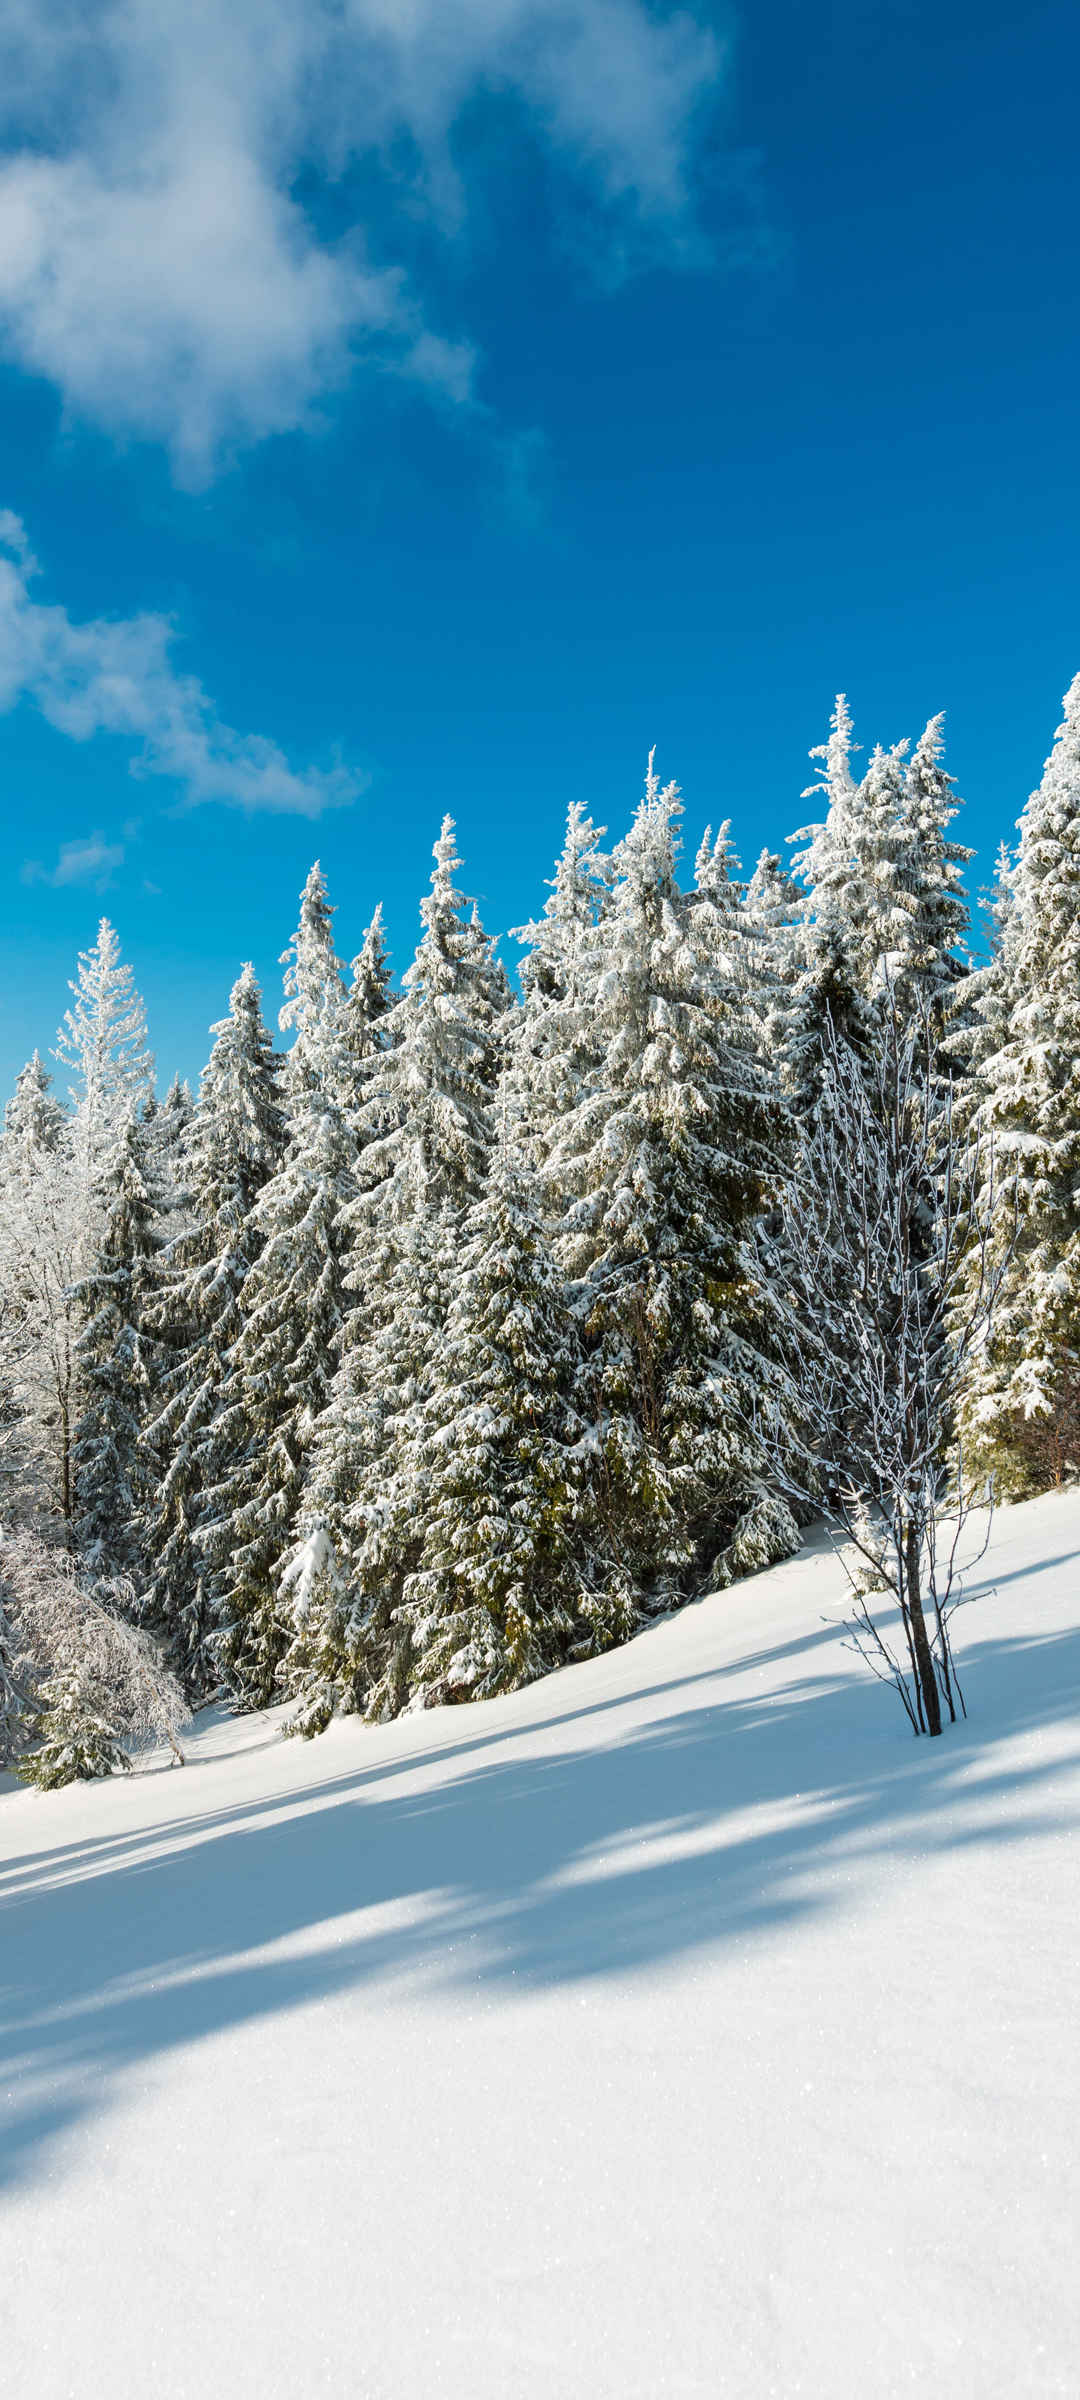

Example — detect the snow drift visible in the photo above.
[2,1488,1079,2397]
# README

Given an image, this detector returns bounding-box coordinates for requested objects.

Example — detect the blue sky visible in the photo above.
[1,0,1078,1098]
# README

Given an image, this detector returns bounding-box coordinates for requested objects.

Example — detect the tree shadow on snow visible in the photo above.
[2,1604,1079,2195]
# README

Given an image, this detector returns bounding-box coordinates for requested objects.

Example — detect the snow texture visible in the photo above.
[2,1488,1079,2397]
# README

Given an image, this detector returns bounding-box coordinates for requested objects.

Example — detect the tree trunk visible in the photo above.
[60,1392,72,1527]
[905,1522,942,1736]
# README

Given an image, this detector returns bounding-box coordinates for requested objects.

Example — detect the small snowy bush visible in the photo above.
[0,1527,188,1786]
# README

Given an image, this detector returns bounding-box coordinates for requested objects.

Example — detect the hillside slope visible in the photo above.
[3,1491,1080,2398]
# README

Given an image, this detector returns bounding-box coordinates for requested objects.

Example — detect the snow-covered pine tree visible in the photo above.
[844,738,918,993]
[0,1568,34,1769]
[344,809,503,1327]
[0,1055,80,1526]
[8,920,154,1542]
[142,1074,195,1222]
[689,822,748,1013]
[689,828,812,1571]
[466,899,514,1046]
[956,673,1080,1494]
[544,757,796,1602]
[790,693,860,908]
[897,715,972,1032]
[343,905,394,1079]
[511,802,610,1168]
[127,1076,196,1621]
[278,862,354,1109]
[213,869,355,1708]
[54,919,153,1251]
[289,821,505,1724]
[786,698,875,1112]
[688,817,806,1577]
[840,723,971,1038]
[691,819,794,1069]
[20,1651,127,1787]
[790,703,970,1067]
[272,907,397,1725]
[692,820,743,917]
[3,1052,65,1159]
[139,965,285,1692]
[741,850,803,1069]
[516,802,609,1002]
[740,843,834,1537]
[141,969,284,1689]
[278,907,396,1561]
[946,840,1015,1120]
[382,1127,616,1711]
[72,1108,163,1583]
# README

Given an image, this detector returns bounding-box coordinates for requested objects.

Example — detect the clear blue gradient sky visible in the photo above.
[1,0,1078,1097]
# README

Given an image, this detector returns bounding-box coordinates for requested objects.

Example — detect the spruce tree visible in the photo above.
[786,698,874,1112]
[947,841,1014,1117]
[844,739,918,992]
[343,906,394,1080]
[790,693,860,909]
[20,1653,128,1788]
[281,907,396,1587]
[3,1052,64,1160]
[385,1131,614,1709]
[544,758,795,1600]
[741,850,802,1069]
[142,1074,195,1224]
[359,818,505,1214]
[72,1109,162,1582]
[790,703,970,1066]
[54,918,153,1243]
[515,803,610,1006]
[141,965,285,1693]
[292,821,505,1722]
[842,724,970,1030]
[214,869,354,1707]
[957,673,1080,1493]
[898,714,972,1029]
[692,820,743,917]
[511,803,610,1168]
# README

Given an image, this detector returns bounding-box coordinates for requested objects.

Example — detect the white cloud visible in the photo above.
[0,511,363,815]
[0,506,37,571]
[0,1,721,479]
[22,832,127,891]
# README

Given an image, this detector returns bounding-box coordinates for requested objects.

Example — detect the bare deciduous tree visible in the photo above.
[756,1001,1009,1736]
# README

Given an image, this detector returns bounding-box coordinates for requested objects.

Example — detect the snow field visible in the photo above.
[3,1487,1080,2397]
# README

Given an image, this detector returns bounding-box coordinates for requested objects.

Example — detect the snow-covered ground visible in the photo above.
[3,1490,1080,2399]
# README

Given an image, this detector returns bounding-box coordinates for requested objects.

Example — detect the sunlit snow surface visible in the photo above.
[3,1492,1080,2397]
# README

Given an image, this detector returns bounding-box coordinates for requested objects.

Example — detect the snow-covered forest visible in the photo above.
[4,676,1080,1783]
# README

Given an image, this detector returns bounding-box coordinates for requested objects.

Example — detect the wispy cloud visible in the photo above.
[22,832,127,892]
[0,512,363,815]
[0,1,723,481]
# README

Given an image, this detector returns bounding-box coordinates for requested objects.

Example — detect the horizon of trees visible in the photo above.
[3,674,1079,1778]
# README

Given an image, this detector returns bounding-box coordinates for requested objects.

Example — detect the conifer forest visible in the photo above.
[4,677,1080,1784]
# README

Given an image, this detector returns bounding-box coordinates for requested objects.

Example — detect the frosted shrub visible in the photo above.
[0,1527,188,1786]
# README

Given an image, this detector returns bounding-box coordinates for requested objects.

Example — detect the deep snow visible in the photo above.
[3,1490,1080,2398]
